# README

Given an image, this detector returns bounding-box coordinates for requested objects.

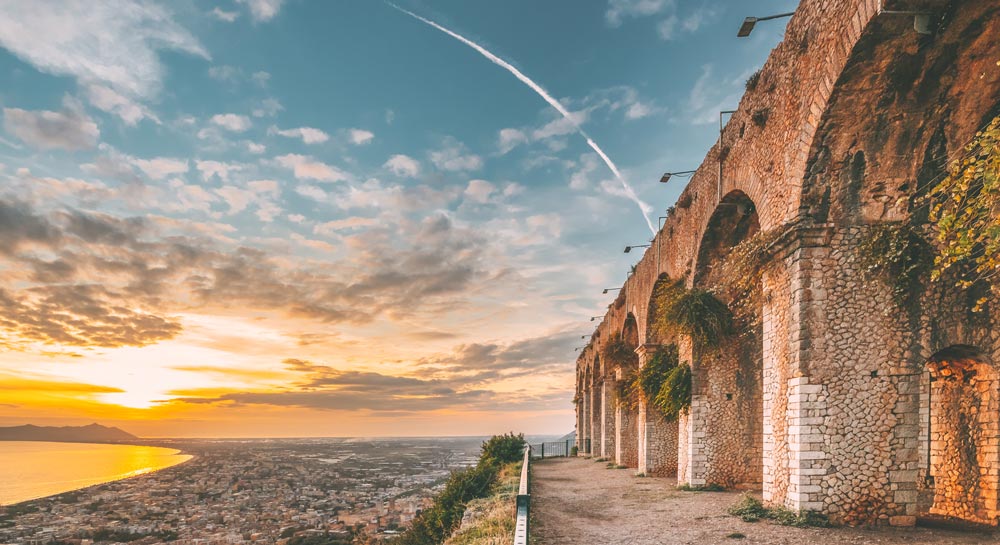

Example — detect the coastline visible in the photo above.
[0,442,194,507]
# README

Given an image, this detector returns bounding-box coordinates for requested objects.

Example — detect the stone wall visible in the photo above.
[574,0,1000,526]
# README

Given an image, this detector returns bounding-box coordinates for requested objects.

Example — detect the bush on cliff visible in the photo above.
[394,433,526,545]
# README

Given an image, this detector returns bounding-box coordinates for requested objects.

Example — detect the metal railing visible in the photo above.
[513,445,530,545]
[527,440,573,458]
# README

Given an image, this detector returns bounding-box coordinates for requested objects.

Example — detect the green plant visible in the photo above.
[727,493,830,527]
[745,70,762,91]
[857,222,934,309]
[662,289,733,349]
[718,229,781,329]
[636,346,679,403]
[570,446,578,456]
[480,433,526,466]
[614,367,640,411]
[602,338,637,367]
[677,482,725,492]
[927,114,1000,312]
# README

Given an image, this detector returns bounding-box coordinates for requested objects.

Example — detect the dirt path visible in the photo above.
[530,457,998,545]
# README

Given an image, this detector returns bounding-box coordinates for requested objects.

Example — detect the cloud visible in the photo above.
[210,113,252,132]
[237,0,285,22]
[252,98,283,118]
[84,84,158,125]
[275,154,350,182]
[252,71,271,87]
[605,0,673,27]
[210,7,239,22]
[314,217,379,235]
[464,179,495,204]
[3,99,99,151]
[430,139,483,172]
[656,15,679,39]
[208,65,242,82]
[0,1,207,104]
[383,154,420,178]
[131,157,188,180]
[349,129,375,146]
[246,141,266,154]
[196,160,245,182]
[498,128,528,154]
[272,126,330,144]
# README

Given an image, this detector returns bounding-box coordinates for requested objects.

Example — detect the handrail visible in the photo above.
[513,445,530,545]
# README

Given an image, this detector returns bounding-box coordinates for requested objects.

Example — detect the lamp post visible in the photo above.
[590,316,603,322]
[624,244,651,254]
[602,288,622,295]
[659,170,696,184]
[737,12,795,37]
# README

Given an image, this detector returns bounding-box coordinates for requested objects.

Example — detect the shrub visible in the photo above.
[479,433,526,466]
[636,346,679,403]
[718,229,781,329]
[570,446,578,456]
[745,69,762,91]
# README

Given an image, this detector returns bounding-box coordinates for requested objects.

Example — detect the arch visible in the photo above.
[918,345,999,526]
[688,189,765,489]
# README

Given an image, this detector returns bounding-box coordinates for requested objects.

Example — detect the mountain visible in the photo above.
[0,423,139,443]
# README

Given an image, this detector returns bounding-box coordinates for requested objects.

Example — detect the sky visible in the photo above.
[0,0,796,438]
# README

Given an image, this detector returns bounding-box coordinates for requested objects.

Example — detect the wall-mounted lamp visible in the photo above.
[602,287,622,294]
[660,170,696,184]
[737,12,795,37]
[590,316,603,322]
[878,1,932,35]
[624,244,651,254]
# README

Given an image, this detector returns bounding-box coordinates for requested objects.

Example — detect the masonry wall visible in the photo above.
[575,0,1000,526]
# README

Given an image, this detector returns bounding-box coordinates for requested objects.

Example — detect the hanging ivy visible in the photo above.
[602,338,637,367]
[661,289,734,350]
[614,367,639,411]
[857,222,934,309]
[717,229,781,329]
[655,363,692,418]
[636,345,680,402]
[926,113,1000,312]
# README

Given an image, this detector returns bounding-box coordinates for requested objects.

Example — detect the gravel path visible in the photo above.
[530,457,998,545]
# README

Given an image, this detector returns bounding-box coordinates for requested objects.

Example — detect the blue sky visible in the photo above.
[0,0,797,437]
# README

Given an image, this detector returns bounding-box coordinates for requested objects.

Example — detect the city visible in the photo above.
[0,439,483,545]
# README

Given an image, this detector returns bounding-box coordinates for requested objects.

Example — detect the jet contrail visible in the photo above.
[388,3,657,235]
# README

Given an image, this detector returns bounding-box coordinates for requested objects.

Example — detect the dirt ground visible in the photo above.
[530,457,999,545]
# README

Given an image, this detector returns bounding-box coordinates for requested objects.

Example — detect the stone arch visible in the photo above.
[688,189,764,489]
[610,313,640,468]
[918,345,1000,526]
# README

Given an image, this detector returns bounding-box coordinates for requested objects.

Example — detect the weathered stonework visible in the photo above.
[575,0,1000,526]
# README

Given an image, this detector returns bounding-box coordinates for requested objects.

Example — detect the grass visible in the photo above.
[443,462,521,545]
[727,494,830,527]
[677,483,726,492]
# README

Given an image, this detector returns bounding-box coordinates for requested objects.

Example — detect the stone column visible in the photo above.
[601,379,617,458]
[582,385,591,455]
[589,381,600,456]
[635,344,679,476]
[676,337,707,485]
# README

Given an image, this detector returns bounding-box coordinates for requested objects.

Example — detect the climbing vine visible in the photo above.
[857,222,934,309]
[655,363,692,418]
[926,113,1000,312]
[614,367,639,411]
[718,229,781,329]
[636,345,679,402]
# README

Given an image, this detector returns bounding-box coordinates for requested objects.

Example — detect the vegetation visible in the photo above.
[677,482,725,492]
[654,363,692,418]
[442,462,522,545]
[287,533,353,545]
[635,346,678,403]
[660,289,733,350]
[602,338,637,367]
[727,494,829,527]
[395,433,526,545]
[745,69,762,91]
[718,229,781,329]
[926,113,1000,312]
[857,222,934,309]
[614,366,639,411]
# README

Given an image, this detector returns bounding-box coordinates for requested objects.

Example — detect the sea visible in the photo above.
[0,441,192,505]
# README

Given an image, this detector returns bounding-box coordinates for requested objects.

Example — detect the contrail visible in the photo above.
[387,3,657,235]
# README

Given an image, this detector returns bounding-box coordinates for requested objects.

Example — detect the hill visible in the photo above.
[0,423,138,443]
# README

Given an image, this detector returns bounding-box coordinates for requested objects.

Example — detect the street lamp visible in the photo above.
[624,244,650,254]
[878,1,933,35]
[602,288,622,294]
[737,12,794,37]
[659,170,696,184]
[590,316,603,322]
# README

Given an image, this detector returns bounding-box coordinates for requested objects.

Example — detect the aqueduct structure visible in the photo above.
[575,0,1000,527]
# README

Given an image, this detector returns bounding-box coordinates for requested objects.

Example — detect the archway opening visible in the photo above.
[918,345,999,526]
[692,190,764,489]
[610,315,640,468]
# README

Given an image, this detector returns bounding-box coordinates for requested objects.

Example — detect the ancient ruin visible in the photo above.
[575,0,1000,527]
